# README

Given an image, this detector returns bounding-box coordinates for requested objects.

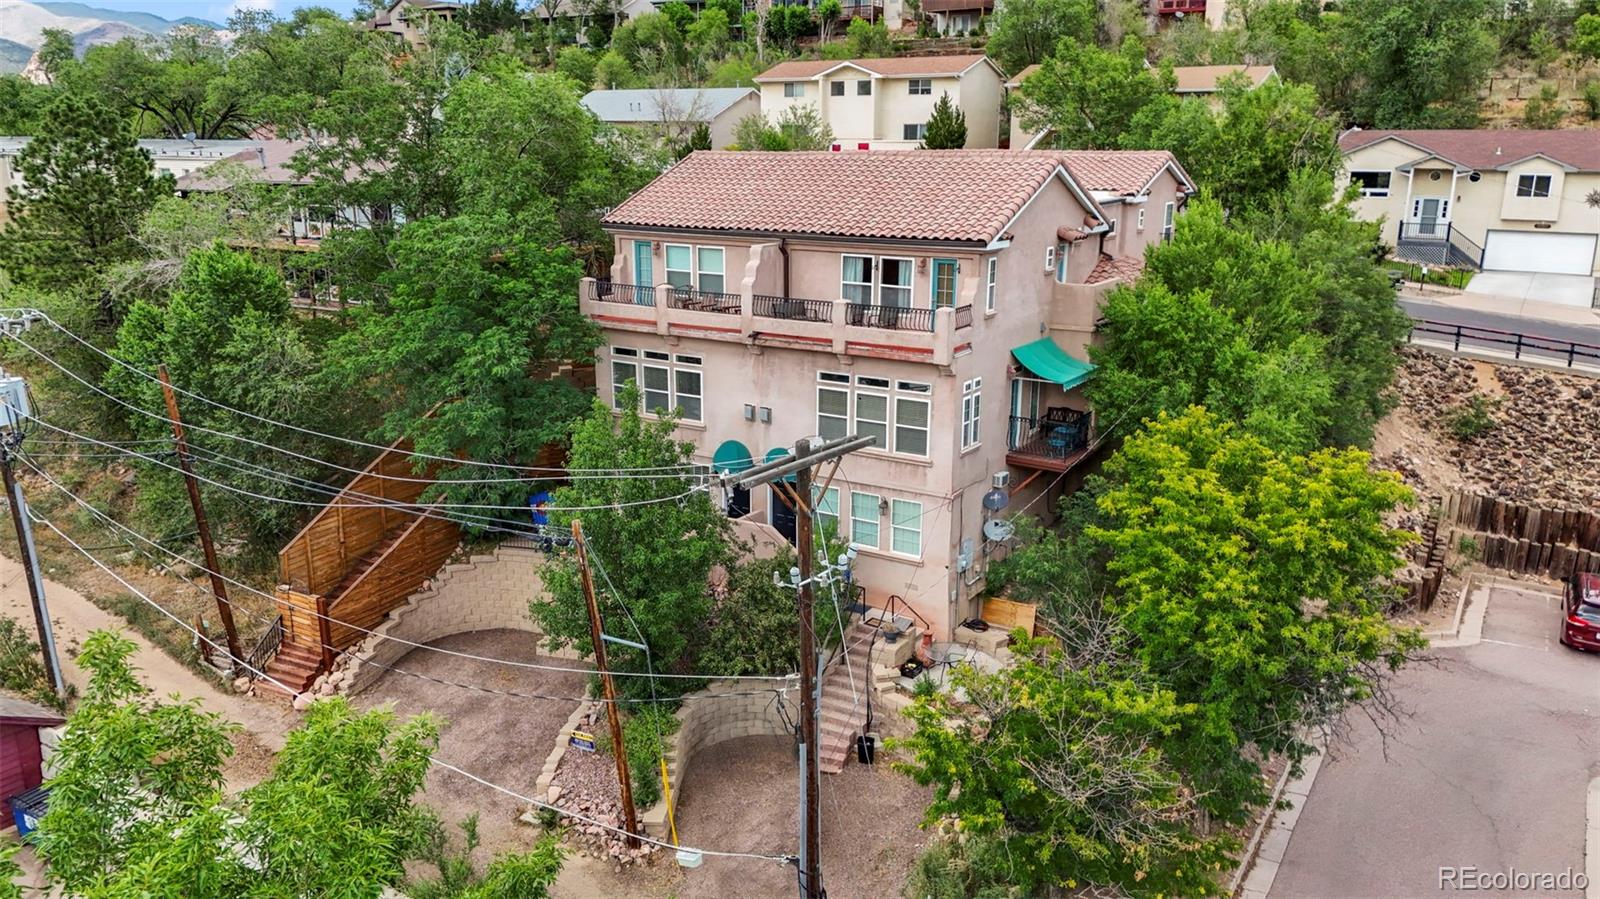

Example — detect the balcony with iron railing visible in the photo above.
[1155,0,1206,13]
[582,277,976,364]
[1394,221,1484,270]
[1006,408,1093,472]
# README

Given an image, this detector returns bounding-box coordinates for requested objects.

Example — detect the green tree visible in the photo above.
[0,614,64,710]
[460,0,526,36]
[229,7,382,141]
[1089,407,1424,818]
[594,49,644,89]
[35,28,77,85]
[733,104,835,150]
[686,7,733,74]
[700,549,803,677]
[986,0,1094,73]
[556,45,598,88]
[707,55,759,87]
[1339,0,1498,127]
[920,91,968,149]
[1579,13,1600,62]
[530,386,733,700]
[0,94,173,303]
[843,16,892,56]
[409,816,566,899]
[1015,37,1172,149]
[326,212,599,510]
[816,0,844,43]
[72,30,259,138]
[0,75,51,134]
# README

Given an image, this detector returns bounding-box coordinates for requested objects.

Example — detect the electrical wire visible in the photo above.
[26,506,795,865]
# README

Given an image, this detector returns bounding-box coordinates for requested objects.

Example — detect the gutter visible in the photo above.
[601,224,992,252]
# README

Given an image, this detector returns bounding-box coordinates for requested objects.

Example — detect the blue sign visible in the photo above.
[568,731,596,752]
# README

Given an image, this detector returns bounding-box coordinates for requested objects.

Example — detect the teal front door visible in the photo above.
[633,240,654,304]
[931,258,958,307]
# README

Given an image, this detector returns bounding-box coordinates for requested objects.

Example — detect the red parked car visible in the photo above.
[1559,573,1600,651]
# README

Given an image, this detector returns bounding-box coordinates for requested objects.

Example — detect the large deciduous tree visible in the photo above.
[1015,37,1172,150]
[986,0,1094,74]
[1338,0,1498,128]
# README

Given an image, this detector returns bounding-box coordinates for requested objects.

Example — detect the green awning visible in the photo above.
[712,439,754,474]
[764,447,796,482]
[1012,338,1096,390]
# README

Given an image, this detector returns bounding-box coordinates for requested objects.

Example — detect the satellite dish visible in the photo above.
[981,487,1010,512]
[983,519,1015,542]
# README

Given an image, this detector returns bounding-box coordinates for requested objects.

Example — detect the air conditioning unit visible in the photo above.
[991,471,1010,490]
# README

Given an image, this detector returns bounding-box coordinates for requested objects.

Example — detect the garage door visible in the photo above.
[1481,230,1598,275]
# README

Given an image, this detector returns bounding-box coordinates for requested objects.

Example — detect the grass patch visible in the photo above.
[1385,261,1475,291]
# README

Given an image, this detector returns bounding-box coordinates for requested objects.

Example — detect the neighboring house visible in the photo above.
[755,54,1005,150]
[581,88,761,149]
[1,693,65,818]
[1338,129,1600,283]
[0,135,266,224]
[527,0,658,35]
[1004,63,1274,148]
[923,0,993,34]
[1153,0,1229,28]
[175,139,396,243]
[366,0,463,44]
[579,148,1188,638]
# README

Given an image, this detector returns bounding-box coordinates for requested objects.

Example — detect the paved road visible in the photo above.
[1400,296,1600,346]
[1269,583,1600,898]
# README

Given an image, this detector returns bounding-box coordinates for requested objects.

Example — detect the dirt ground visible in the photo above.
[352,629,589,871]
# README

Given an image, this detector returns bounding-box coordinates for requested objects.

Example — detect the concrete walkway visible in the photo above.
[1403,283,1600,331]
[1463,272,1597,309]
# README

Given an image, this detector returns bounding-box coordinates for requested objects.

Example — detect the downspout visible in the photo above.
[779,237,790,298]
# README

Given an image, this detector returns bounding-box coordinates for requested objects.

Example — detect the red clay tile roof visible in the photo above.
[1058,150,1189,196]
[756,55,993,82]
[1339,129,1600,173]
[603,150,1103,243]
[1087,253,1145,285]
[1171,65,1277,93]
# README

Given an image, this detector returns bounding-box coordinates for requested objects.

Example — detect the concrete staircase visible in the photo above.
[819,622,878,774]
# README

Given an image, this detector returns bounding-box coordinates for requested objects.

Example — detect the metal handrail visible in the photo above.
[1007,411,1091,455]
[753,294,833,322]
[586,280,655,306]
[668,286,741,314]
[1407,318,1600,369]
[1396,222,1483,269]
[245,615,283,680]
[953,305,974,329]
[843,303,934,332]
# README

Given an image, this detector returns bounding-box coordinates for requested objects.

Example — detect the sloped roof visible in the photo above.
[1058,150,1194,196]
[581,88,756,124]
[755,54,996,82]
[1087,253,1145,285]
[1338,128,1600,173]
[176,139,314,191]
[1004,64,1040,89]
[603,150,1105,244]
[1171,65,1277,93]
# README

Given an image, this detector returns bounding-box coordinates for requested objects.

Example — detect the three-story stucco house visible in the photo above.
[755,55,1005,151]
[1339,129,1600,288]
[579,149,1192,638]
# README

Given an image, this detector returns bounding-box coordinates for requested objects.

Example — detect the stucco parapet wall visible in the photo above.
[322,542,588,695]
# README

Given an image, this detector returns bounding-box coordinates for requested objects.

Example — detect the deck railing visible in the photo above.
[586,280,654,306]
[953,305,974,329]
[754,294,834,323]
[1008,410,1091,458]
[1407,319,1600,371]
[844,303,935,332]
[668,286,742,314]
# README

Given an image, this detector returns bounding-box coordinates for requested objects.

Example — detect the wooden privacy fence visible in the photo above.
[1399,512,1448,611]
[1442,488,1600,579]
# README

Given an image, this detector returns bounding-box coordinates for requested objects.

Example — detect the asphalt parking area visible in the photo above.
[1267,581,1600,898]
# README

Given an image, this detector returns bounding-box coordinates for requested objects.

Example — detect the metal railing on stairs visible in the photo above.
[1395,221,1483,270]
[245,615,284,681]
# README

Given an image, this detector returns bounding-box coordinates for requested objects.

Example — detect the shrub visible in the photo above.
[1456,535,1482,561]
[0,614,63,710]
[1445,394,1499,440]
[1522,84,1564,128]
[617,705,682,809]
[1582,80,1600,120]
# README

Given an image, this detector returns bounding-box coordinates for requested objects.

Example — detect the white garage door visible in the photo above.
[1481,230,1598,275]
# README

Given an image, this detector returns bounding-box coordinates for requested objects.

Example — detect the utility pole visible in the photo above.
[157,365,242,670]
[0,370,65,699]
[732,432,876,899]
[571,519,641,847]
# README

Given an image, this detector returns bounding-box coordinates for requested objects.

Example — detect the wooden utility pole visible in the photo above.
[571,519,641,847]
[792,441,823,899]
[157,365,242,670]
[0,443,65,699]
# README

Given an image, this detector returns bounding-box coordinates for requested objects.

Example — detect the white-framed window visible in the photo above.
[1351,171,1391,197]
[1054,241,1069,284]
[855,386,889,448]
[960,377,981,450]
[890,499,922,557]
[610,347,638,409]
[841,255,874,303]
[894,380,931,456]
[816,486,840,534]
[857,80,872,96]
[697,247,724,293]
[1162,202,1175,241]
[817,373,850,439]
[984,257,997,313]
[641,363,671,413]
[903,123,927,141]
[664,243,693,288]
[1516,173,1553,198]
[840,255,914,307]
[1043,245,1056,271]
[850,491,880,548]
[613,347,702,421]
[784,82,804,98]
[675,367,702,421]
[831,80,846,97]
[1136,208,1146,231]
[908,78,932,95]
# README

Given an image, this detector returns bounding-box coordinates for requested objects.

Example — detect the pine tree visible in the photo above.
[0,94,172,311]
[920,92,968,149]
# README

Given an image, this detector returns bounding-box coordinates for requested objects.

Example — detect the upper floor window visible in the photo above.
[908,79,932,95]
[784,82,805,98]
[903,123,928,142]
[1351,171,1391,197]
[960,377,982,450]
[857,80,872,96]
[984,257,997,313]
[1054,241,1069,283]
[612,347,702,422]
[931,258,959,307]
[663,243,726,293]
[1516,174,1553,198]
[841,255,913,307]
[816,372,929,457]
[1162,202,1176,242]
[831,81,846,97]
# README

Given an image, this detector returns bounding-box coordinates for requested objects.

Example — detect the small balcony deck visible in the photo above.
[1006,409,1092,473]
[581,278,975,364]
[1155,0,1205,13]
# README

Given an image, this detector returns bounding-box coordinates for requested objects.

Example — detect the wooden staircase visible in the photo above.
[819,622,878,774]
[262,642,326,695]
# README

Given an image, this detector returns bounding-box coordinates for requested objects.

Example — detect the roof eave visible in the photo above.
[600,222,992,250]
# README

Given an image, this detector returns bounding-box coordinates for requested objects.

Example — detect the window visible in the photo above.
[1162,202,1175,242]
[784,82,804,98]
[816,486,840,534]
[613,347,701,421]
[1043,245,1056,271]
[697,247,724,293]
[1516,173,1553,198]
[641,364,671,413]
[960,378,981,450]
[841,255,874,303]
[817,379,849,439]
[857,80,872,96]
[850,491,880,548]
[880,257,913,306]
[855,390,889,448]
[984,257,998,313]
[843,255,916,306]
[931,258,958,307]
[674,368,702,421]
[908,78,932,95]
[831,80,845,97]
[1136,208,1146,231]
[903,123,927,141]
[894,382,931,456]
[1351,170,1391,197]
[1055,241,1069,283]
[611,348,638,409]
[664,244,693,288]
[890,499,922,556]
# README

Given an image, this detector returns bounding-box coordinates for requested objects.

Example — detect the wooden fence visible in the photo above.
[1400,512,1448,611]
[321,508,460,650]
[1441,488,1600,579]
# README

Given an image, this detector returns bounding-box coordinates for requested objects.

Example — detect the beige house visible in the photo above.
[580,149,1191,638]
[366,0,462,44]
[1339,129,1600,282]
[581,88,760,149]
[755,55,1005,151]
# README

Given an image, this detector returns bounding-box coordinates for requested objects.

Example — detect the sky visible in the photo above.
[70,0,363,26]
